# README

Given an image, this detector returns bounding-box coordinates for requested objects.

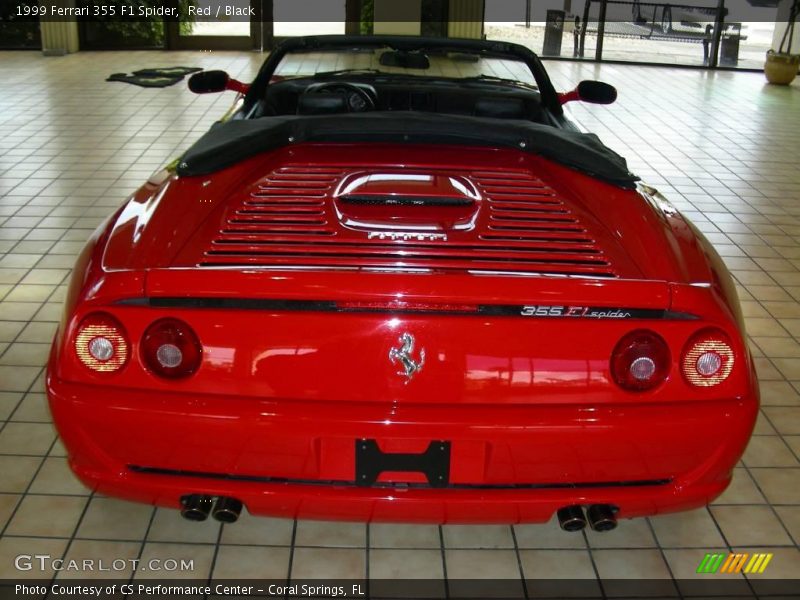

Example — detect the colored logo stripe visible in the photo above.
[697,553,726,573]
[722,554,749,574]
[744,553,773,574]
[697,553,773,574]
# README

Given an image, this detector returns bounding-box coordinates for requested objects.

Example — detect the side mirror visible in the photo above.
[577,80,617,104]
[188,70,230,94]
[558,80,618,105]
[188,70,251,95]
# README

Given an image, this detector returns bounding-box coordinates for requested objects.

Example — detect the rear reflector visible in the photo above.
[682,329,734,387]
[74,313,129,373]
[141,318,202,379]
[629,356,656,381]
[610,330,670,392]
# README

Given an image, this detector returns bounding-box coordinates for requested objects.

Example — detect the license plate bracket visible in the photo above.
[355,439,451,488]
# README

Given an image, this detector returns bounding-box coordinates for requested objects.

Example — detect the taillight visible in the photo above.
[610,330,671,392]
[74,313,129,373]
[681,329,734,387]
[141,318,202,379]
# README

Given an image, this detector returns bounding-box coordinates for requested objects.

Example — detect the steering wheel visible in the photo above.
[306,82,375,112]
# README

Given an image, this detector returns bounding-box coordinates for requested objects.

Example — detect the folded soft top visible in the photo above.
[176,113,639,188]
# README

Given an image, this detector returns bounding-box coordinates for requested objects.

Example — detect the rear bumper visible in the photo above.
[76,466,727,524]
[47,374,758,524]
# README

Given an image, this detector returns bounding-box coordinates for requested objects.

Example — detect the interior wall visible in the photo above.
[40,20,79,54]
[448,0,484,38]
[373,0,422,35]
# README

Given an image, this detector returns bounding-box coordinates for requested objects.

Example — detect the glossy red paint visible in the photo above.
[557,90,581,104]
[47,142,758,524]
[225,78,250,95]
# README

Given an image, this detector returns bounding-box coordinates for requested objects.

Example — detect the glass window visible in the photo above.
[273,0,346,37]
[273,47,537,86]
[0,17,41,49]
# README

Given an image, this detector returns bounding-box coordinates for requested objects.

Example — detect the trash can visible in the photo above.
[720,23,742,67]
[543,10,566,57]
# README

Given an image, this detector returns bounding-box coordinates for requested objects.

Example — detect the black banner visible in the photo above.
[2,578,800,599]
[0,0,792,23]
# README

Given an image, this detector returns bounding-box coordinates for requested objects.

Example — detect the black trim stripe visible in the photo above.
[127,465,672,491]
[118,297,337,312]
[339,194,475,207]
[116,297,698,320]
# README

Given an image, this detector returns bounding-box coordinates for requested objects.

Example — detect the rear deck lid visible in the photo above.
[173,146,642,279]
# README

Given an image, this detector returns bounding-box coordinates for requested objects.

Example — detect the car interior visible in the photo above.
[250,77,545,122]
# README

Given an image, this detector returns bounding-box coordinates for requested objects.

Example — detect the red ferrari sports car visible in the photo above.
[47,35,758,531]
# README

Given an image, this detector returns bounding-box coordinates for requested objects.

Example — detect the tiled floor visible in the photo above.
[0,49,799,593]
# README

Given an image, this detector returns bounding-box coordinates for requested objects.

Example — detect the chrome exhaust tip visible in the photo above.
[557,505,587,532]
[212,497,243,523]
[180,494,213,522]
[587,504,618,532]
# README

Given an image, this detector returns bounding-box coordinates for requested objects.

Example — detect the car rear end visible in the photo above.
[47,144,758,524]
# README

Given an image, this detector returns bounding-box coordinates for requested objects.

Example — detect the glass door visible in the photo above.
[167,0,262,50]
[421,0,449,37]
[271,0,347,42]
[0,1,41,49]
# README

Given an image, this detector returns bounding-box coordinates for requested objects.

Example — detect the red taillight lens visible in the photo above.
[610,330,671,392]
[681,329,734,387]
[141,318,202,379]
[74,313,129,373]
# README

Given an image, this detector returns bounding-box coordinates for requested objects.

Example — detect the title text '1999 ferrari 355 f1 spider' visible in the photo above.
[47,35,758,531]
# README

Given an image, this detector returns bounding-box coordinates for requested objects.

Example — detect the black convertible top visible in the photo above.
[176,112,639,188]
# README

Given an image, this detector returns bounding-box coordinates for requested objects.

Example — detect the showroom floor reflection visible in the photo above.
[0,49,799,589]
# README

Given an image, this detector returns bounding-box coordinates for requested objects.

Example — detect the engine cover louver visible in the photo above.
[224,167,341,237]
[201,165,617,278]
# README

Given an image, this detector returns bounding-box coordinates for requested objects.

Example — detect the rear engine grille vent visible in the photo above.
[202,166,616,278]
[472,171,615,277]
[224,166,343,237]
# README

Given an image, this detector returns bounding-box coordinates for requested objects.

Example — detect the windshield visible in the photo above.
[272,48,537,87]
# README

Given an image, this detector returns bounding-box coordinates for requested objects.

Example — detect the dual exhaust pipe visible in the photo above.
[181,496,615,530]
[181,495,242,523]
[557,504,617,532]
